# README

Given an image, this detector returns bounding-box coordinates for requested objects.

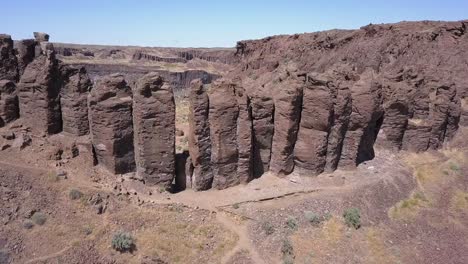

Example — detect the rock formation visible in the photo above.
[133,73,175,188]
[0,34,18,81]
[15,39,36,76]
[187,79,213,190]
[60,65,92,136]
[17,42,62,135]
[88,73,135,174]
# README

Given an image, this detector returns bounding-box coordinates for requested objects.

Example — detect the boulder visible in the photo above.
[187,79,213,190]
[133,73,175,188]
[60,65,92,136]
[17,43,62,135]
[0,80,19,127]
[33,32,50,42]
[88,73,135,174]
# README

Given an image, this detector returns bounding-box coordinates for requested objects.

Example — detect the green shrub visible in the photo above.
[281,239,294,264]
[343,208,361,229]
[69,189,83,200]
[304,211,321,224]
[286,216,298,230]
[31,212,47,226]
[111,232,135,252]
[261,221,275,235]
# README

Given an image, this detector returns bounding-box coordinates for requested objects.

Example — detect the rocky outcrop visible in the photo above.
[88,74,135,174]
[33,32,50,42]
[235,85,253,183]
[15,39,36,76]
[17,43,62,135]
[60,65,92,136]
[0,34,18,81]
[132,51,187,63]
[133,73,175,188]
[0,80,19,127]
[187,79,213,190]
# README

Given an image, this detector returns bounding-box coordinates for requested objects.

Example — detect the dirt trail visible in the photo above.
[216,212,266,264]
[23,246,71,264]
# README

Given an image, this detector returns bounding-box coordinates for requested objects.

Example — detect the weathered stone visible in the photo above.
[60,65,92,136]
[339,70,383,168]
[17,44,62,135]
[294,73,334,174]
[15,39,36,76]
[402,119,432,152]
[209,80,240,189]
[0,34,18,81]
[133,73,175,187]
[88,74,135,174]
[270,71,303,175]
[12,133,31,149]
[187,79,213,190]
[0,80,19,127]
[33,32,50,42]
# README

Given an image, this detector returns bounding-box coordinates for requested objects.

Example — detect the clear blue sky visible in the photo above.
[2,0,467,47]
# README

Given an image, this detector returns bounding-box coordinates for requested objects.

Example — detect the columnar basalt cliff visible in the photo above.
[88,74,135,174]
[133,73,176,188]
[1,20,467,191]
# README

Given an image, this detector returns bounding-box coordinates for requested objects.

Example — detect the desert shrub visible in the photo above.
[343,208,361,229]
[304,211,321,224]
[111,232,135,252]
[23,220,34,229]
[449,162,460,171]
[232,203,240,209]
[286,216,298,230]
[31,212,47,226]
[281,239,294,264]
[69,189,83,200]
[261,221,275,235]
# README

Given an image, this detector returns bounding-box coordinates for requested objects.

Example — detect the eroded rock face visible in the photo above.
[18,43,62,135]
[60,65,92,136]
[0,34,18,81]
[269,70,303,175]
[187,79,213,190]
[235,85,253,183]
[0,80,19,127]
[133,73,175,188]
[15,39,36,76]
[88,74,135,174]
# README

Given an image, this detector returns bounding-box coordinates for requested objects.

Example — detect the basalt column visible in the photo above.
[235,85,253,183]
[18,43,62,135]
[0,80,19,127]
[188,79,213,190]
[339,70,383,168]
[269,71,303,175]
[60,65,92,136]
[133,73,175,188]
[208,80,240,189]
[88,74,135,174]
[0,34,18,81]
[294,73,334,174]
[250,84,275,177]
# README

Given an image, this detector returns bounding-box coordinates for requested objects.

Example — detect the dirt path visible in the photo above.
[216,212,265,264]
[23,246,71,264]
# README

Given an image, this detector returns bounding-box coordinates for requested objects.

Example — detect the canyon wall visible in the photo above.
[1,20,467,191]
